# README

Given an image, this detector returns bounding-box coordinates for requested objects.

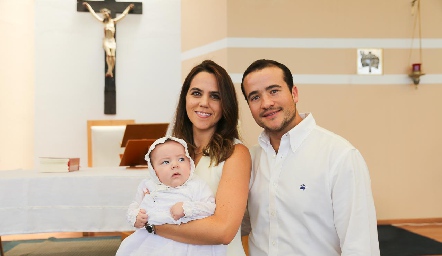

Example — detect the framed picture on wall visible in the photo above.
[357,48,383,75]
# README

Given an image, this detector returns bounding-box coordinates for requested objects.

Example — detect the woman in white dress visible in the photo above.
[133,60,251,256]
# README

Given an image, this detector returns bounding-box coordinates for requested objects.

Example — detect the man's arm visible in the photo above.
[331,149,380,255]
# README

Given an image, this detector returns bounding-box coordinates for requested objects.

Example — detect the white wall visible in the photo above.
[32,0,181,168]
[0,0,35,170]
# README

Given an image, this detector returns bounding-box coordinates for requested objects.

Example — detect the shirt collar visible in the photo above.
[258,113,316,153]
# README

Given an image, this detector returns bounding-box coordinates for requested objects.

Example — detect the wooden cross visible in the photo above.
[77,0,142,115]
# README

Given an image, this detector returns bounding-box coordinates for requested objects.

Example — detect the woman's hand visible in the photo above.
[170,202,185,220]
[134,209,148,228]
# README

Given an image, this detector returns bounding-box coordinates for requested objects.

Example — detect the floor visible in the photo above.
[2,223,442,256]
[240,223,442,256]
[1,232,122,241]
[396,223,442,243]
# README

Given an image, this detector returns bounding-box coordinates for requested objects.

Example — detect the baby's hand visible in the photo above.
[134,209,148,228]
[170,202,184,220]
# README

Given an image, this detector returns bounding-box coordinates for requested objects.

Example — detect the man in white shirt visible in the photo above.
[240,59,380,256]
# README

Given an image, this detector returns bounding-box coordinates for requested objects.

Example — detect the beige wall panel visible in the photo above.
[406,48,442,74]
[182,0,227,51]
[384,49,442,74]
[182,0,442,221]
[236,83,256,144]
[421,0,442,38]
[181,49,229,81]
[232,47,442,219]
[383,50,406,75]
[228,48,442,75]
[229,48,357,74]
[227,0,441,38]
[239,82,442,220]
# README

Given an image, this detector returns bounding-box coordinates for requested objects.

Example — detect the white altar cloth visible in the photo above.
[0,167,148,235]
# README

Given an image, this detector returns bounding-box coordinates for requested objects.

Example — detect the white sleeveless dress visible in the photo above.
[194,140,246,256]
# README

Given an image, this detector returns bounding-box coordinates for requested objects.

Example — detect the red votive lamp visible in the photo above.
[412,63,422,72]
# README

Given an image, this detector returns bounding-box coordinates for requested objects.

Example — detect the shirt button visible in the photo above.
[272,241,276,246]
[273,182,277,186]
[271,211,275,216]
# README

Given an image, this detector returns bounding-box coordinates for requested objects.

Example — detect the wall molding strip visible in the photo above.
[230,73,442,85]
[182,37,442,61]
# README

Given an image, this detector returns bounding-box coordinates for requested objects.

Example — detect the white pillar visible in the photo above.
[0,0,35,170]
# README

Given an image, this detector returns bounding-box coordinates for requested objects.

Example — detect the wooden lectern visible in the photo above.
[119,123,169,168]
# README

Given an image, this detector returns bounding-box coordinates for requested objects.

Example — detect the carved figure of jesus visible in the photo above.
[83,2,134,77]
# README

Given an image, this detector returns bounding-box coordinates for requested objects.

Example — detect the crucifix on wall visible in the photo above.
[77,0,142,114]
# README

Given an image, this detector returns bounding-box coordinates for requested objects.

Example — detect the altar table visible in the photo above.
[0,167,148,236]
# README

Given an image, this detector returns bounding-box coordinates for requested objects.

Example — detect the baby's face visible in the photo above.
[150,141,191,187]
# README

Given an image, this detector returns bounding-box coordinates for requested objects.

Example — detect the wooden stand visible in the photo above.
[119,139,155,167]
[119,123,169,168]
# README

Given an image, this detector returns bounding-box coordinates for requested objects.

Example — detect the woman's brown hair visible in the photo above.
[172,60,239,166]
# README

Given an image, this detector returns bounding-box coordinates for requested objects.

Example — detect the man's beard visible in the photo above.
[259,107,297,133]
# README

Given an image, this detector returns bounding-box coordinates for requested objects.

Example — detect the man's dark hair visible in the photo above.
[240,59,294,101]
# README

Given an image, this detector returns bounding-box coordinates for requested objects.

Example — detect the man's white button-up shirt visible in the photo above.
[248,113,380,256]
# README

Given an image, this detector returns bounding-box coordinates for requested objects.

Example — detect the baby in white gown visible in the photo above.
[116,136,226,256]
